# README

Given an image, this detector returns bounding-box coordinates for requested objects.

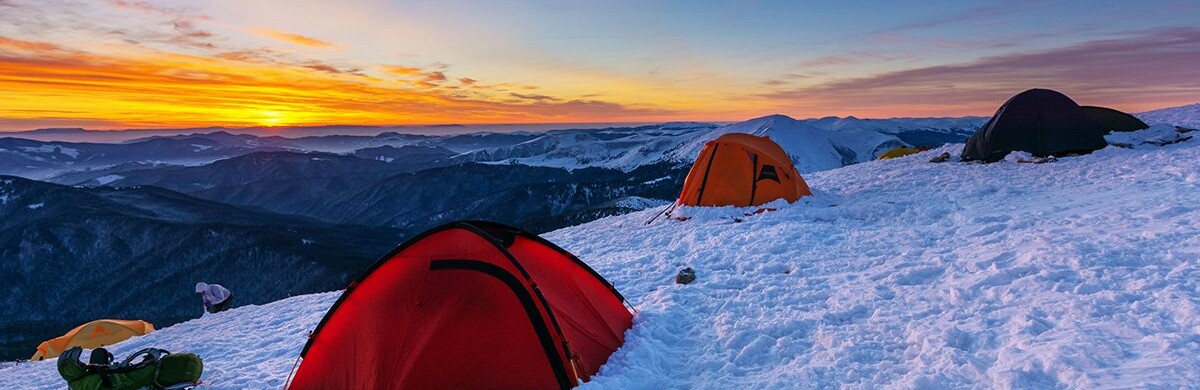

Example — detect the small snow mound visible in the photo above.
[1105,124,1194,148]
[1003,150,1034,163]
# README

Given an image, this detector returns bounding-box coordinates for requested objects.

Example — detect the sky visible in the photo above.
[0,0,1198,130]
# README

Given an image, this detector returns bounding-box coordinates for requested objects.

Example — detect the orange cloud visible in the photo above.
[0,41,678,130]
[0,36,67,54]
[252,29,336,48]
[383,65,424,76]
[384,64,452,86]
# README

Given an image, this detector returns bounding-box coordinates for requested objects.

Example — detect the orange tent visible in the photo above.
[32,319,154,360]
[677,133,812,207]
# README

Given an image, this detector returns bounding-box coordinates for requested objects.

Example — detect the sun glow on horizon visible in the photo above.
[258,111,285,126]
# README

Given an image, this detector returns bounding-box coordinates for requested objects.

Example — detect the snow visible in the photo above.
[1105,124,1194,148]
[191,144,213,151]
[1003,150,1034,163]
[610,196,670,210]
[93,174,124,185]
[669,114,907,173]
[458,124,715,172]
[0,293,340,390]
[551,139,1200,389]
[18,145,80,158]
[26,202,43,210]
[0,179,10,205]
[1138,102,1200,128]
[3,132,1200,389]
[642,176,670,185]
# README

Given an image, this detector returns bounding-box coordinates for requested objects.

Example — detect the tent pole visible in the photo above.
[281,340,304,389]
[643,202,677,225]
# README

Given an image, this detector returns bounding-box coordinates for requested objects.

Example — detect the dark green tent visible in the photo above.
[962,89,1108,163]
[1081,106,1149,133]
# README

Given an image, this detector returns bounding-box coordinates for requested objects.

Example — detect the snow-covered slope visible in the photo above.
[1138,102,1200,128]
[670,114,908,172]
[453,123,717,171]
[4,129,1199,389]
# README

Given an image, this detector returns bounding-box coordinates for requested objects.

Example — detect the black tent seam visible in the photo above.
[460,220,628,302]
[694,143,720,205]
[748,152,758,207]
[430,259,574,390]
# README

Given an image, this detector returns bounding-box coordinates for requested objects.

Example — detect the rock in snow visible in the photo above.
[3,137,1200,389]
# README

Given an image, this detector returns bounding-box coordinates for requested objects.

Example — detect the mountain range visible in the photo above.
[0,176,401,360]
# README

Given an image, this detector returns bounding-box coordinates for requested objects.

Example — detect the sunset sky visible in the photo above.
[1,0,1198,130]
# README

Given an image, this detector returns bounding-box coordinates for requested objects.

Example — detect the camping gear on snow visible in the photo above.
[961,88,1108,163]
[675,268,696,285]
[876,147,929,160]
[1017,156,1058,164]
[288,221,634,390]
[195,282,233,314]
[33,319,155,361]
[929,152,951,163]
[677,133,812,207]
[57,346,203,390]
[1081,106,1149,133]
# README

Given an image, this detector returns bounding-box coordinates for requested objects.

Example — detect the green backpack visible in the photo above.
[58,346,203,390]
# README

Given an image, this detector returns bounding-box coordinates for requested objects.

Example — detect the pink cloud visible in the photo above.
[764,28,1200,116]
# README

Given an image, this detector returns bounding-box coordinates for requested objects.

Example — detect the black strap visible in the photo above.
[694,144,720,204]
[748,153,759,206]
[90,348,170,375]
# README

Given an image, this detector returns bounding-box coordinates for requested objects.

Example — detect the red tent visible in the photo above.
[289,221,633,389]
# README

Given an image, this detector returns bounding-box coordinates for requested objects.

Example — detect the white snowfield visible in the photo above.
[2,129,1199,389]
[1138,102,1200,128]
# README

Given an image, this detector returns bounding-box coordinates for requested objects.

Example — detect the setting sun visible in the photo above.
[259,111,285,126]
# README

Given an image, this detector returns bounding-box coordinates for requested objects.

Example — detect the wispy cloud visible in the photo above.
[0,36,68,54]
[252,29,336,48]
[762,28,1200,116]
[509,93,561,102]
[384,64,451,85]
[875,5,1010,34]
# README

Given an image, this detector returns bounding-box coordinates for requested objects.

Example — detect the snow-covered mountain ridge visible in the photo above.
[3,127,1197,388]
[459,115,986,173]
